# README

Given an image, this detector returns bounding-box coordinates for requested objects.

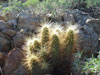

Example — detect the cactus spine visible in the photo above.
[41,27,49,47]
[50,34,60,64]
[34,40,41,51]
[64,30,74,59]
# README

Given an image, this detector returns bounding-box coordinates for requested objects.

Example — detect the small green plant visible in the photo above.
[2,0,23,13]
[34,0,76,16]
[23,0,39,7]
[73,51,100,75]
[0,5,2,9]
[85,0,100,8]
[82,51,100,75]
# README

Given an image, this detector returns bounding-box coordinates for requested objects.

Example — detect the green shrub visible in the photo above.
[82,51,100,74]
[34,0,75,15]
[2,0,23,13]
[23,0,39,7]
[85,0,100,7]
[72,51,100,75]
[1,0,100,15]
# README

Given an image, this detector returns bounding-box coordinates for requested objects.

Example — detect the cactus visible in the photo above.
[41,27,49,47]
[23,24,75,75]
[32,62,44,75]
[50,34,60,64]
[61,30,74,74]
[34,40,41,52]
[38,47,48,60]
[31,55,49,75]
[64,30,74,58]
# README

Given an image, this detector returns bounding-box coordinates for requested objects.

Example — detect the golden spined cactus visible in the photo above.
[31,62,44,75]
[60,30,74,74]
[31,51,49,75]
[38,47,48,60]
[64,30,74,59]
[41,27,49,47]
[32,63,42,75]
[32,60,49,75]
[25,38,34,54]
[50,34,60,63]
[31,57,44,75]
[34,40,41,52]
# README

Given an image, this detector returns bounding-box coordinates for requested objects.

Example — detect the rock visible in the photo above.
[0,20,9,30]
[17,11,40,31]
[12,64,31,75]
[63,12,75,23]
[7,19,17,29]
[12,33,28,48]
[86,18,100,35]
[90,7,100,18]
[0,52,7,59]
[0,32,11,40]
[0,32,6,38]
[66,9,92,25]
[74,25,98,55]
[0,37,10,52]
[6,11,18,20]
[0,52,7,68]
[4,48,25,75]
[0,11,18,21]
[2,29,16,37]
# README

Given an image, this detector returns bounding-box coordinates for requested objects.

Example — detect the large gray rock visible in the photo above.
[63,12,75,23]
[12,32,28,48]
[74,25,98,55]
[0,20,9,30]
[7,19,17,29]
[2,29,16,37]
[0,37,10,52]
[0,32,11,40]
[17,11,40,31]
[86,18,100,35]
[66,9,92,25]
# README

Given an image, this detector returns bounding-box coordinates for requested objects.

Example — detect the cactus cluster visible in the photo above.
[23,24,76,75]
